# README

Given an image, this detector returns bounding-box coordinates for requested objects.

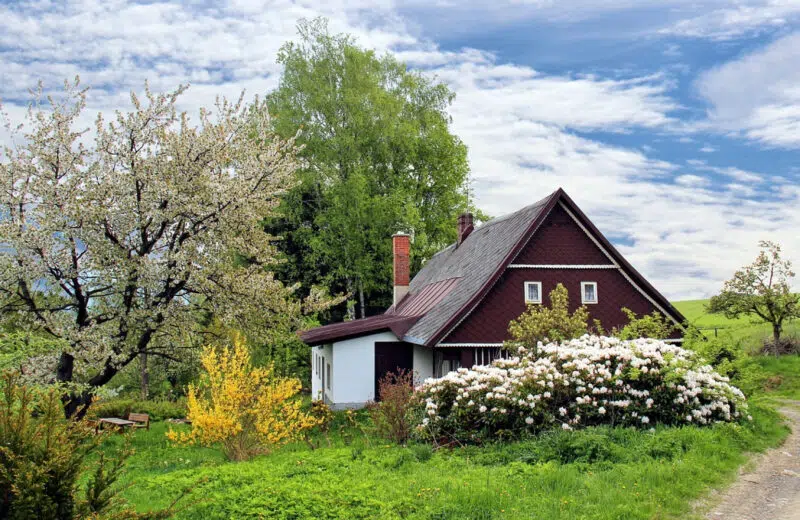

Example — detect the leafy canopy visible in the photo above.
[613,308,676,340]
[266,18,473,318]
[506,284,590,353]
[708,241,799,344]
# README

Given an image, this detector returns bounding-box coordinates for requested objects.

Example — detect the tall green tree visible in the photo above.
[266,18,473,319]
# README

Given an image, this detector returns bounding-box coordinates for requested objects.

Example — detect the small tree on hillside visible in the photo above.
[708,241,799,346]
[506,284,589,355]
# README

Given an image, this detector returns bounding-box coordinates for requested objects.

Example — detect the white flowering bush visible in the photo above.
[413,335,748,444]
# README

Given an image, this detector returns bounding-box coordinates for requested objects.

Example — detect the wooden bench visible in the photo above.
[127,412,150,430]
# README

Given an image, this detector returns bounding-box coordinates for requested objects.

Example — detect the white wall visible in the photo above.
[413,345,433,384]
[331,331,397,407]
[311,344,333,402]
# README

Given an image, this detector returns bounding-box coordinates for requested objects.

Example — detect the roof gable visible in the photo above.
[404,188,685,346]
[299,187,686,347]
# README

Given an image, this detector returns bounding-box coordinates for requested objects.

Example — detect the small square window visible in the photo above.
[581,282,598,304]
[524,282,542,304]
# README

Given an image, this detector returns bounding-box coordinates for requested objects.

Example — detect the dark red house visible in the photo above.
[302,188,685,409]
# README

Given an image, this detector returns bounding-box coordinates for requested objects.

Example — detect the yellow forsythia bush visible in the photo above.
[167,337,319,461]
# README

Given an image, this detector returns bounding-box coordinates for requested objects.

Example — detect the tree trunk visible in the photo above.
[358,282,366,319]
[773,322,783,355]
[346,278,356,321]
[139,348,149,400]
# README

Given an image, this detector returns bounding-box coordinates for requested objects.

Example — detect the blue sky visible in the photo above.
[0,0,798,300]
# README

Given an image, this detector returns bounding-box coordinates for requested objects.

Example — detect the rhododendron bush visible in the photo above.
[413,336,748,444]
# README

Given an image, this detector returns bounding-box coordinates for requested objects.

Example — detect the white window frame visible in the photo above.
[581,281,598,304]
[524,281,542,304]
[326,363,331,390]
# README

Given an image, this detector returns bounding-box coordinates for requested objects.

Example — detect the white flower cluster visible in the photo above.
[413,335,747,443]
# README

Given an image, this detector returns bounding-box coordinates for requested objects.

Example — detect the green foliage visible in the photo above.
[265,18,474,318]
[614,308,676,340]
[367,369,415,444]
[87,399,187,422]
[91,404,787,519]
[0,372,131,519]
[506,284,589,352]
[0,329,66,372]
[708,241,799,344]
[681,328,765,397]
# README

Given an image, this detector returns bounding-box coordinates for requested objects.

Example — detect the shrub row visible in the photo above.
[87,398,187,421]
[412,335,748,444]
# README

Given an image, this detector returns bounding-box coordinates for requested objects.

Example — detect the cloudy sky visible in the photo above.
[1,0,798,301]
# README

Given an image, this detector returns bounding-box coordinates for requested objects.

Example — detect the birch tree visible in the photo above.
[265,18,473,319]
[0,78,322,415]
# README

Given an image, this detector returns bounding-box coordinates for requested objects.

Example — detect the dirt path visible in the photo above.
[705,402,800,520]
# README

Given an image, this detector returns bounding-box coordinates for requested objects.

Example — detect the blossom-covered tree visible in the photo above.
[0,78,326,415]
[709,241,799,345]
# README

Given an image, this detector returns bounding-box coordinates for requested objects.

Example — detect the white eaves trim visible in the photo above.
[509,264,617,269]
[438,343,505,348]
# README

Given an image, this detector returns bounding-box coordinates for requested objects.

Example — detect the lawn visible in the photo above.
[92,300,800,519]
[99,407,789,519]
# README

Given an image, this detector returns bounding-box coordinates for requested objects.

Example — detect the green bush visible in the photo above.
[88,398,187,422]
[0,372,129,519]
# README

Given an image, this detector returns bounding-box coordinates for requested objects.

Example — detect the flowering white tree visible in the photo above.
[0,78,323,415]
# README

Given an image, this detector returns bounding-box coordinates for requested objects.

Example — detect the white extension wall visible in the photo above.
[311,333,436,409]
[330,331,397,408]
[413,344,433,384]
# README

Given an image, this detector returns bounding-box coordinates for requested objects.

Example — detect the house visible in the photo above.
[301,188,685,409]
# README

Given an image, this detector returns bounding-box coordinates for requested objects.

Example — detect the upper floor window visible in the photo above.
[524,281,542,304]
[581,281,598,304]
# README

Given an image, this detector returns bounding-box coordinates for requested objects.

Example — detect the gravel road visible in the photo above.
[706,403,800,520]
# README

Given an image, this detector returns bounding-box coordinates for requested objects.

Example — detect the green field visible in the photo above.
[673,299,800,348]
[91,299,800,519]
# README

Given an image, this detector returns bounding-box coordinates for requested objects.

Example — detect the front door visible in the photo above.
[374,342,413,401]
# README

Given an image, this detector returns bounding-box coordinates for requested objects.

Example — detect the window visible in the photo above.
[524,281,542,304]
[474,347,509,366]
[581,281,598,304]
[326,363,331,390]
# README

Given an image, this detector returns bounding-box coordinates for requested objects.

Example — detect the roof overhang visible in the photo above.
[299,314,421,346]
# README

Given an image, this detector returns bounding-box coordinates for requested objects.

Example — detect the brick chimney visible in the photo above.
[392,232,410,305]
[457,213,474,246]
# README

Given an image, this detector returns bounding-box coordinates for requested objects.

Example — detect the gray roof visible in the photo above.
[398,192,554,345]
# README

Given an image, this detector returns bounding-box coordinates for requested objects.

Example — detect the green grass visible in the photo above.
[673,299,800,348]
[96,404,788,520]
[88,299,800,519]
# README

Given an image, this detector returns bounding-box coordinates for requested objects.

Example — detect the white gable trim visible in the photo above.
[438,342,505,347]
[508,264,617,269]
[557,202,683,328]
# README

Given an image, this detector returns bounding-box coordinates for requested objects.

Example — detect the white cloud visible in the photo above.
[0,0,797,300]
[696,31,800,148]
[662,0,800,40]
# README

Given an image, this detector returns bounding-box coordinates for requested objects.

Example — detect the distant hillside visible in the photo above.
[673,299,800,346]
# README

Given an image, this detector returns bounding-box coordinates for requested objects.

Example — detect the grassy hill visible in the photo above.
[673,299,800,347]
